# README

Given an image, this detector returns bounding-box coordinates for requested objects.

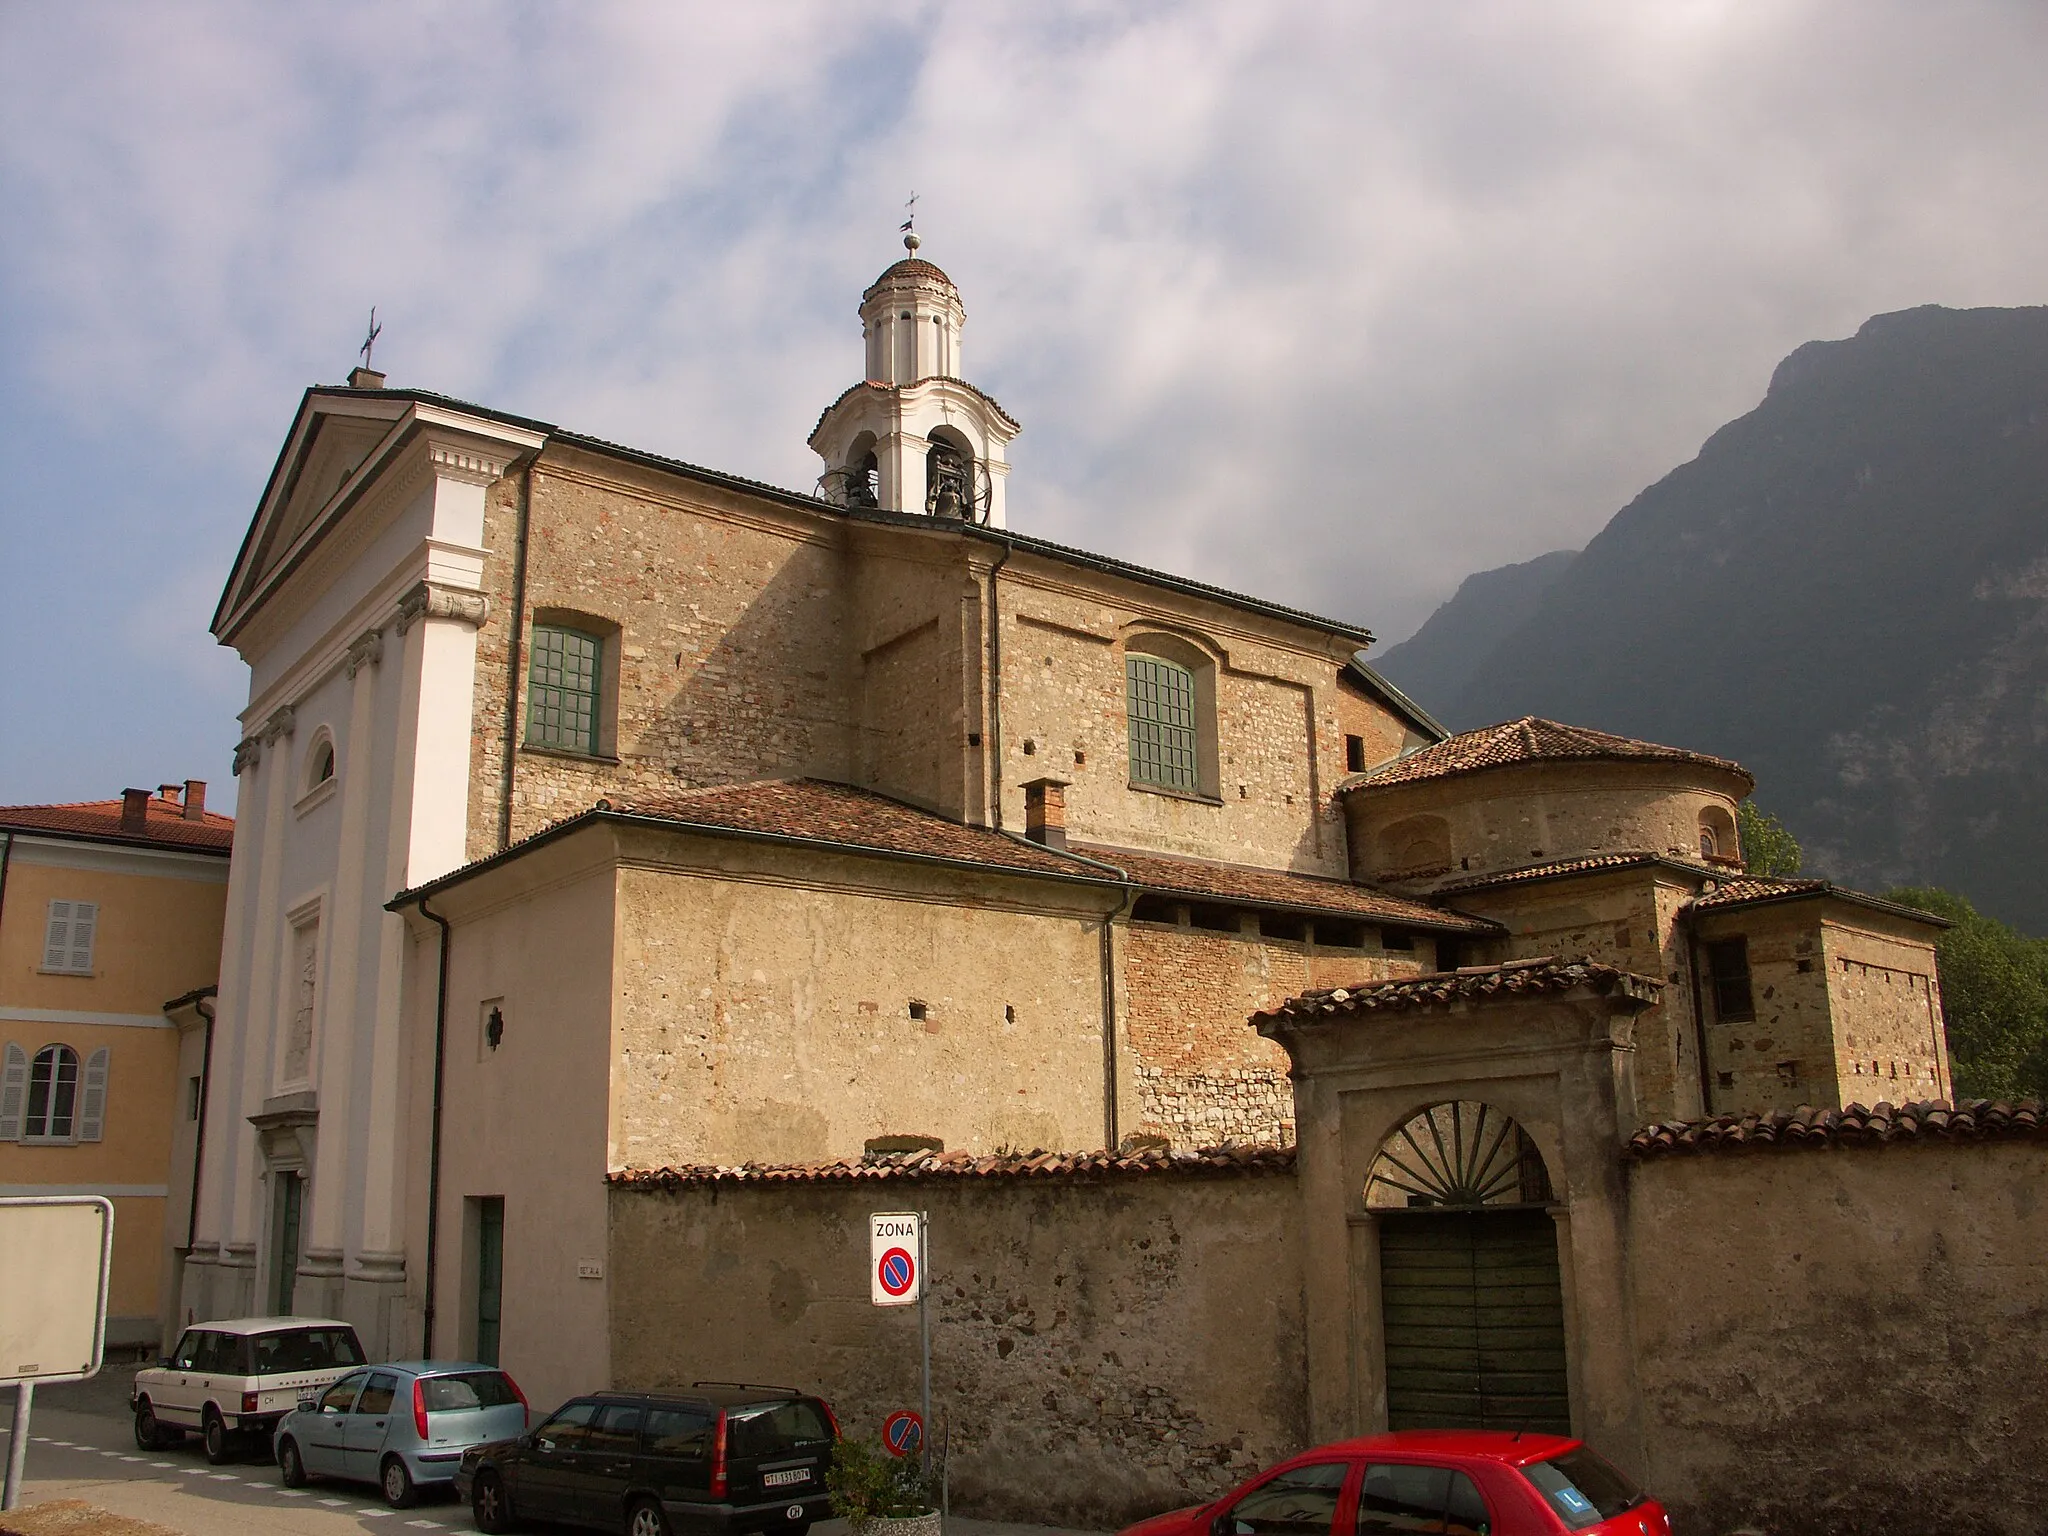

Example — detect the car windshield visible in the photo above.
[726,1400,834,1458]
[250,1327,365,1374]
[1521,1447,1644,1530]
[421,1372,522,1411]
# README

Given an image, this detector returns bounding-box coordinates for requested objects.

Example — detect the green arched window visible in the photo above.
[1126,654,1199,791]
[526,625,603,755]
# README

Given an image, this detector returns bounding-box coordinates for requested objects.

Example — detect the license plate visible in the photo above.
[763,1469,808,1488]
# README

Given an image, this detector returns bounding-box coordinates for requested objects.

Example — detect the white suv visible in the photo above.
[132,1317,367,1463]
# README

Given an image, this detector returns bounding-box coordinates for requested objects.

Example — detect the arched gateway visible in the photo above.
[1367,1101,1570,1433]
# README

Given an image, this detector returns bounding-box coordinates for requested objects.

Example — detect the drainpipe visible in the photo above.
[498,462,535,851]
[1099,885,1138,1151]
[984,540,1013,830]
[0,831,13,945]
[417,898,453,1356]
[186,994,216,1250]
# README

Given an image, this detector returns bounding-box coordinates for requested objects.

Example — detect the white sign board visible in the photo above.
[869,1211,923,1307]
[0,1196,114,1386]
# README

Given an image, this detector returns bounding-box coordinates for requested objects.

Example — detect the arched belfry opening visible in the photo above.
[1367,1101,1571,1435]
[925,428,975,519]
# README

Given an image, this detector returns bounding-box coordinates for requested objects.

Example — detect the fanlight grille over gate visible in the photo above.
[1366,1101,1554,1208]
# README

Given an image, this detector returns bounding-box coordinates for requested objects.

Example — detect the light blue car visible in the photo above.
[273,1360,530,1508]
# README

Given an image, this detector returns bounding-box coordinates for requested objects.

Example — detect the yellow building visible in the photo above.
[0,781,231,1347]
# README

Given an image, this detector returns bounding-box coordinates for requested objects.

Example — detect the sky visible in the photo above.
[3,1,2046,812]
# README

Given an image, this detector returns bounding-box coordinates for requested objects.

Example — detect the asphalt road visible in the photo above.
[1,1370,1110,1536]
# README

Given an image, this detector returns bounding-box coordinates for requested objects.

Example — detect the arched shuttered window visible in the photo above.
[0,1042,108,1143]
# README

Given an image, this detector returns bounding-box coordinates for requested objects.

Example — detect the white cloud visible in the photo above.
[2,0,2046,800]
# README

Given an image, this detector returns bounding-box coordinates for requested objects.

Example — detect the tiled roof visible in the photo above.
[1628,1099,2045,1158]
[866,257,959,293]
[1073,842,1498,934]
[600,779,1097,878]
[608,1142,1295,1190]
[1686,874,1949,925]
[1253,957,1662,1029]
[1348,717,1753,792]
[0,793,233,853]
[1431,851,1710,894]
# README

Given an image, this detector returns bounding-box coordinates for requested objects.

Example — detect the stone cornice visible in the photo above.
[396,579,490,634]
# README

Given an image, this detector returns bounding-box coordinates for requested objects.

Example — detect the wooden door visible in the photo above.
[1379,1207,1570,1433]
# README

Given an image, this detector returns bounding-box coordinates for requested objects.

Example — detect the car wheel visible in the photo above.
[627,1498,674,1536]
[278,1436,308,1488]
[133,1400,166,1451]
[472,1469,517,1534]
[381,1454,418,1509]
[202,1411,233,1465]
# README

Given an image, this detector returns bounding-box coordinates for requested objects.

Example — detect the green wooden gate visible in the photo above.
[1379,1207,1570,1434]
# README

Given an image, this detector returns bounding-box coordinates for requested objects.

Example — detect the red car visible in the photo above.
[1117,1431,1670,1536]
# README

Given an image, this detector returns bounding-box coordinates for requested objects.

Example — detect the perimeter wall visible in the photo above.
[607,1160,1305,1529]
[1627,1136,2048,1536]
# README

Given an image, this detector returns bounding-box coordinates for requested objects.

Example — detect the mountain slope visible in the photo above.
[1372,550,1578,708]
[1429,304,2048,931]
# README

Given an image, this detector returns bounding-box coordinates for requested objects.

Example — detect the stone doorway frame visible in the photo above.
[1256,963,1660,1471]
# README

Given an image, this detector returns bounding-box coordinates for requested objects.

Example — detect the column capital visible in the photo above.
[396,580,490,635]
[260,705,297,744]
[232,737,262,776]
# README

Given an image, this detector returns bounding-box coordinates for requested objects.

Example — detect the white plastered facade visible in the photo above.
[184,395,543,1352]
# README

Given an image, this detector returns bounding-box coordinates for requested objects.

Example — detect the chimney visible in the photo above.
[1021,776,1071,850]
[158,783,183,808]
[348,366,386,390]
[121,788,150,832]
[183,779,208,821]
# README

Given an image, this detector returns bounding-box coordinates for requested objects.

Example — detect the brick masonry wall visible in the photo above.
[608,1165,1308,1528]
[1122,922,1425,1146]
[1629,1138,2048,1534]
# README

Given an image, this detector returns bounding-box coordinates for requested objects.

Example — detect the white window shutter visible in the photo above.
[0,1043,27,1140]
[78,1047,110,1143]
[67,902,98,973]
[43,900,72,971]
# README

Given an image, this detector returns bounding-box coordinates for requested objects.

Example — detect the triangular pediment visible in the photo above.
[213,391,413,641]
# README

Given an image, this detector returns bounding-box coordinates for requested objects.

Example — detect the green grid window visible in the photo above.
[527,625,602,754]
[1126,654,1199,791]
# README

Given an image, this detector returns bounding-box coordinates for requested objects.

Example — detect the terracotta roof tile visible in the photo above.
[0,793,233,853]
[600,779,1094,879]
[1072,842,1499,934]
[1347,717,1753,792]
[1431,851,1714,894]
[865,257,959,294]
[1628,1099,2045,1157]
[1253,956,1663,1030]
[608,1142,1296,1189]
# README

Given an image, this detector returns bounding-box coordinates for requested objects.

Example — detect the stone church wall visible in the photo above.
[1122,921,1425,1147]
[1823,919,1949,1103]
[1627,1137,2048,1535]
[607,1158,1307,1529]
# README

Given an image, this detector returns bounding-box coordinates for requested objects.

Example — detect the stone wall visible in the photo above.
[1121,920,1424,1146]
[1823,919,1950,1103]
[1628,1135,2048,1535]
[607,1158,1307,1529]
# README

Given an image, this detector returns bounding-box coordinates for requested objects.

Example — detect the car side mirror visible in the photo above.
[158,1357,172,1370]
[299,1394,318,1412]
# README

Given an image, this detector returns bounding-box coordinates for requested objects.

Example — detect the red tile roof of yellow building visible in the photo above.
[0,790,232,853]
[1348,717,1754,792]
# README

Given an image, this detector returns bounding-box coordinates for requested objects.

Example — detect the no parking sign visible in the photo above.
[870,1212,923,1306]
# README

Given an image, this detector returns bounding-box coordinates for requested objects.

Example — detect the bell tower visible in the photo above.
[810,232,1019,527]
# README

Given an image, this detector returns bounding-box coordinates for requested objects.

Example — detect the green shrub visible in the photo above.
[827,1435,933,1523]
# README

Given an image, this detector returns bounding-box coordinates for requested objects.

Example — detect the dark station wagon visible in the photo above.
[456,1382,839,1536]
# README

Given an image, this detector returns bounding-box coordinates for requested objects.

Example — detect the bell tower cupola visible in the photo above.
[810,231,1020,527]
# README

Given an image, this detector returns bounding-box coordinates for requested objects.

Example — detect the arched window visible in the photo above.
[3,1043,107,1143]
[842,433,879,508]
[1126,653,1199,791]
[526,621,608,756]
[304,733,336,796]
[1375,814,1453,877]
[1698,804,1738,865]
[27,1044,80,1139]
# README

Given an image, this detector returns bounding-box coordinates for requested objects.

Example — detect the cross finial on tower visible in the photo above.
[900,192,920,255]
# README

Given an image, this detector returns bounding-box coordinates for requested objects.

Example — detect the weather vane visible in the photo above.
[359,307,383,372]
[900,192,920,253]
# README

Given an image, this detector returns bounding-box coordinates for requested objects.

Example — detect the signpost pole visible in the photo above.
[2,1380,33,1512]
[918,1209,932,1482]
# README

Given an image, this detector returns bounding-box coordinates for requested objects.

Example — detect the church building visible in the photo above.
[183,237,1952,1434]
